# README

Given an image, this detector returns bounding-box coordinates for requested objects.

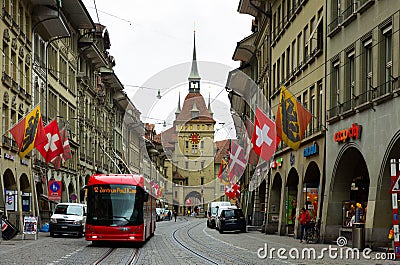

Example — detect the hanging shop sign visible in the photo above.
[270,158,283,169]
[290,153,295,166]
[334,123,362,143]
[4,153,15,161]
[304,142,319,157]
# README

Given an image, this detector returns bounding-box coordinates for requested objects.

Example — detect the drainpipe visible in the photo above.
[320,0,328,244]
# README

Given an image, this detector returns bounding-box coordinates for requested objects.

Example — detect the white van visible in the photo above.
[49,203,87,237]
[206,201,231,228]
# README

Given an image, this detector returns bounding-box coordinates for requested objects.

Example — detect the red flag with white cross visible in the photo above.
[228,140,247,182]
[36,119,64,163]
[251,107,279,163]
[50,129,72,169]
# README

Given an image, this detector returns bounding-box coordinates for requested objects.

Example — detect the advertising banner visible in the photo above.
[22,216,38,240]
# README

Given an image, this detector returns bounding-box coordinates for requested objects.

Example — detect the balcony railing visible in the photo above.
[341,2,357,26]
[1,71,11,87]
[341,97,354,112]
[11,79,19,93]
[328,104,340,119]
[86,156,93,165]
[2,135,12,148]
[358,89,373,105]
[328,16,342,36]
[375,79,393,98]
[2,8,12,25]
[358,0,375,13]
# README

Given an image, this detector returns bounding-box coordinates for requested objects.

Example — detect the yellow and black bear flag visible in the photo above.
[275,86,312,150]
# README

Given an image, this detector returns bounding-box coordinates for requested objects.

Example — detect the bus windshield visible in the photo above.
[86,184,144,226]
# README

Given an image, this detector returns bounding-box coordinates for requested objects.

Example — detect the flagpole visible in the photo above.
[0,149,6,218]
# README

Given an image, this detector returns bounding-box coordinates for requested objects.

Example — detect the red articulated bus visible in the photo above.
[83,174,156,244]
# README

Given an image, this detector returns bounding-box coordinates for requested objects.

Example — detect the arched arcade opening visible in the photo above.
[286,168,299,235]
[325,146,369,242]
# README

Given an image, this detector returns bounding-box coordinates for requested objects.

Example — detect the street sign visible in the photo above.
[48,180,62,201]
[390,159,400,259]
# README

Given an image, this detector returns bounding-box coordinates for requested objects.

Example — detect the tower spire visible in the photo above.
[175,92,181,118]
[208,92,213,117]
[188,30,200,93]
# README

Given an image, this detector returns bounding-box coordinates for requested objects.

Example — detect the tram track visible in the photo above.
[92,247,139,265]
[172,219,253,265]
[186,221,252,265]
[172,221,219,264]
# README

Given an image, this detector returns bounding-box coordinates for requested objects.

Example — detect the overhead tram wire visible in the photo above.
[86,5,133,26]
[16,16,395,132]
[93,0,100,24]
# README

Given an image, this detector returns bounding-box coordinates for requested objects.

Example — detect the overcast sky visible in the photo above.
[82,0,253,139]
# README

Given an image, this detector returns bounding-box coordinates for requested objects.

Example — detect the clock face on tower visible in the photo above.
[189,132,201,144]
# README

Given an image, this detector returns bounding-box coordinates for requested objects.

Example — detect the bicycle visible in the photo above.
[304,221,320,243]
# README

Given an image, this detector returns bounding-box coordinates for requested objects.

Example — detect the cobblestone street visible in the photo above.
[1,217,398,264]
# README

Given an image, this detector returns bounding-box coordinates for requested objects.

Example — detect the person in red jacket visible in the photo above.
[298,207,311,243]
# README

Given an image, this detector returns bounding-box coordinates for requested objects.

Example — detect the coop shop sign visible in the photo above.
[334,123,362,143]
[303,142,319,157]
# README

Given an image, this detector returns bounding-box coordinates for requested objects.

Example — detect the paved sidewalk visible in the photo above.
[0,232,49,255]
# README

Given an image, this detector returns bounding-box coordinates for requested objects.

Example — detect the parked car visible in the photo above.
[49,203,87,237]
[214,205,237,230]
[216,208,246,233]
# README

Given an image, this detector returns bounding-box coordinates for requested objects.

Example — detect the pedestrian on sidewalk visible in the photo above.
[298,207,311,243]
[173,210,177,222]
[167,210,171,221]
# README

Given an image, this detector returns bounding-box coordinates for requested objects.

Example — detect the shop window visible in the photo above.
[286,188,297,225]
[303,184,318,219]
[342,176,369,227]
[361,37,373,103]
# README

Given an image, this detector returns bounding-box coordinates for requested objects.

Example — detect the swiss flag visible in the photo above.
[232,182,240,198]
[228,140,247,181]
[225,185,236,200]
[225,182,240,200]
[251,107,279,163]
[36,119,64,163]
[50,129,72,169]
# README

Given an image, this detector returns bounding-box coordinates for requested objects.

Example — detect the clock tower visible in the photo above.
[161,31,216,213]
